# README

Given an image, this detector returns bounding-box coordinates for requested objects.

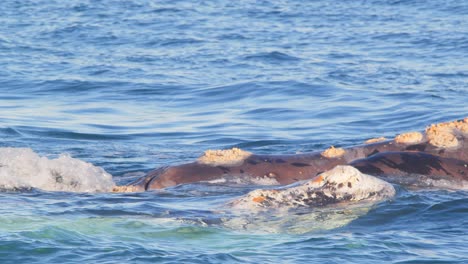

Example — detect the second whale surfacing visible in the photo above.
[114,118,468,197]
[228,165,397,211]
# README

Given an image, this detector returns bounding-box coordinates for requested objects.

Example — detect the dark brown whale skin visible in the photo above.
[116,119,468,191]
[128,141,467,191]
[350,151,468,187]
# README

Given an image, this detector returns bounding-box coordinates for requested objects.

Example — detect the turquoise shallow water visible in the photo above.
[0,0,467,263]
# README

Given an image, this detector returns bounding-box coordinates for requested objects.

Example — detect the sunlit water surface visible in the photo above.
[0,0,467,263]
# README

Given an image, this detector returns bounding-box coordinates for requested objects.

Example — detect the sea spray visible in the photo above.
[0,148,115,192]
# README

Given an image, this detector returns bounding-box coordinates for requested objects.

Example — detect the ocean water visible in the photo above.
[0,0,467,263]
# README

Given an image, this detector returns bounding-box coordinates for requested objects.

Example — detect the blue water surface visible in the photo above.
[0,0,467,263]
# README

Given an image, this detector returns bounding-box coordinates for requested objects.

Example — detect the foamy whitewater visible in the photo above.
[0,148,115,192]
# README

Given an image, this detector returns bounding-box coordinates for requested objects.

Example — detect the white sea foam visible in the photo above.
[203,174,280,186]
[0,148,115,192]
[382,174,468,190]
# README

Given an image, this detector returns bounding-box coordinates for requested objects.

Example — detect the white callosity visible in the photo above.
[0,148,115,192]
[229,165,395,210]
[197,147,252,167]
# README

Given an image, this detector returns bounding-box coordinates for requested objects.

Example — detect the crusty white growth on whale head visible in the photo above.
[394,131,424,144]
[321,146,345,158]
[424,118,468,148]
[197,147,252,167]
[427,130,458,148]
[228,165,395,210]
[457,117,468,133]
[364,137,387,144]
[112,185,142,193]
[432,117,468,134]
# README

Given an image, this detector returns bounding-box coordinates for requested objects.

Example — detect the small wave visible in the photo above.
[372,32,412,41]
[32,79,119,95]
[15,126,131,141]
[243,51,301,62]
[126,55,161,63]
[47,24,99,40]
[0,148,115,192]
[0,127,22,136]
[150,7,184,13]
[217,33,249,40]
[156,38,205,47]
[428,72,468,78]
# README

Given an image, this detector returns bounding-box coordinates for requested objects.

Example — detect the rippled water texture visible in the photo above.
[0,0,467,263]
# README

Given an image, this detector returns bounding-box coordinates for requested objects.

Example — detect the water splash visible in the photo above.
[0,148,115,192]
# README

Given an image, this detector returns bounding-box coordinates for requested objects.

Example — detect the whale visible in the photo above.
[350,151,467,189]
[113,118,468,192]
[228,165,397,211]
[228,153,467,211]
